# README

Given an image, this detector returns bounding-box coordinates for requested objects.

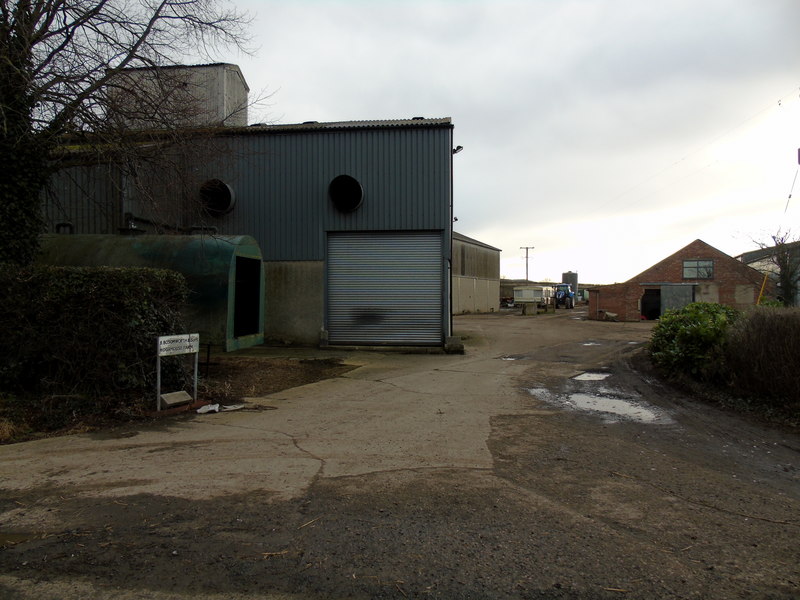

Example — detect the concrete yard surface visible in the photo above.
[1,310,798,599]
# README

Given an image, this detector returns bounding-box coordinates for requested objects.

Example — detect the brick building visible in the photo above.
[588,239,771,321]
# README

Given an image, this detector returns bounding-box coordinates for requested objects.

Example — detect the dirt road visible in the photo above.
[1,309,798,599]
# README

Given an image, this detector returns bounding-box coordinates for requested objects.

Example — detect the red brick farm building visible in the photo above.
[587,239,770,321]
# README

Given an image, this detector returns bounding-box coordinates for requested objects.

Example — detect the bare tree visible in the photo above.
[768,231,800,307]
[0,0,252,265]
[749,230,800,307]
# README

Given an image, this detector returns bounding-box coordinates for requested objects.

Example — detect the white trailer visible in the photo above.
[513,285,554,305]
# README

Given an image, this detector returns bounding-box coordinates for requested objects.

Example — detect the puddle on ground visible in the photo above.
[567,393,660,423]
[572,372,610,381]
[581,342,602,346]
[526,388,670,424]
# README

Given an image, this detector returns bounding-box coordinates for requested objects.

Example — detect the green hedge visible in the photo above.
[722,307,800,410]
[0,265,189,404]
[649,303,799,422]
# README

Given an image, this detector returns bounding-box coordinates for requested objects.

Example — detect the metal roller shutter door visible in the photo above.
[327,232,443,345]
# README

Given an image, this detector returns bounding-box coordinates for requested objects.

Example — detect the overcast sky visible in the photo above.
[229,0,800,283]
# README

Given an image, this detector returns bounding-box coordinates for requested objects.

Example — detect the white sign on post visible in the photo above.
[156,333,200,411]
[158,333,200,356]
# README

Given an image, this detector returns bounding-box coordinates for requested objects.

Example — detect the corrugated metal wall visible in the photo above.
[45,122,453,262]
[327,232,444,345]
[214,125,453,260]
[452,238,501,279]
[44,164,123,234]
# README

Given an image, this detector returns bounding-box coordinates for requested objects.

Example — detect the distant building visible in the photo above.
[451,232,501,314]
[736,240,800,306]
[587,239,771,321]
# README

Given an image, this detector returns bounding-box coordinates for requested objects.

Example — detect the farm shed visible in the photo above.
[451,232,501,314]
[45,117,456,348]
[587,239,771,321]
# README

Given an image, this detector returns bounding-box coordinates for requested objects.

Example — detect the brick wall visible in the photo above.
[588,282,644,321]
[588,239,772,321]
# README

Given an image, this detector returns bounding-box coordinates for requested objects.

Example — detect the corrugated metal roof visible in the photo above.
[453,231,502,252]
[56,118,453,152]
[737,240,800,264]
[117,62,243,71]
[239,117,453,134]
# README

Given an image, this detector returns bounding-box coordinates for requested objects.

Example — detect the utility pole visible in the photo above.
[520,246,534,281]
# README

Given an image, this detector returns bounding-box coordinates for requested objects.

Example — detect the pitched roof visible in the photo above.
[627,239,763,284]
[453,231,502,252]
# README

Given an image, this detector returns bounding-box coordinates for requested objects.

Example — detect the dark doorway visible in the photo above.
[234,256,262,338]
[641,288,661,320]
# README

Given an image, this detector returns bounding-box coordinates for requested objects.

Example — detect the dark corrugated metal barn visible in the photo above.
[45,118,456,348]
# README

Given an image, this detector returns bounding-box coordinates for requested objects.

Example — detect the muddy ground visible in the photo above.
[201,355,357,405]
[0,310,798,599]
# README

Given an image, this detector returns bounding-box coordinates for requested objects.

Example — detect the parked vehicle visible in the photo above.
[553,283,575,309]
[513,285,554,306]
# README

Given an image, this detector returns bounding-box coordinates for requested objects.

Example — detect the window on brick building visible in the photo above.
[683,259,714,279]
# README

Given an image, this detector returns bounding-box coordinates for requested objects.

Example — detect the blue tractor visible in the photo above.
[553,283,575,309]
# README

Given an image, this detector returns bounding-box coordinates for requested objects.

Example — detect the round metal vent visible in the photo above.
[200,179,236,217]
[329,174,363,213]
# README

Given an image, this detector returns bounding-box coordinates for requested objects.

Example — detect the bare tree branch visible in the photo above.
[0,0,255,265]
[751,229,800,307]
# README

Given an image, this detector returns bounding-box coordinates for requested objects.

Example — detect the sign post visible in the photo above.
[156,333,200,411]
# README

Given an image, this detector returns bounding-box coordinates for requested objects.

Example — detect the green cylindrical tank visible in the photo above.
[37,234,264,351]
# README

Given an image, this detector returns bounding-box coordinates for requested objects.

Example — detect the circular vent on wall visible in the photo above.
[329,174,363,213]
[200,179,236,217]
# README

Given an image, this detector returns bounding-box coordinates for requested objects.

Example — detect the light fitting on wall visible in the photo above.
[452,146,463,154]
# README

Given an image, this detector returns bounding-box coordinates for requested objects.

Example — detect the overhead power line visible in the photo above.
[785,165,798,216]
[598,84,800,218]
